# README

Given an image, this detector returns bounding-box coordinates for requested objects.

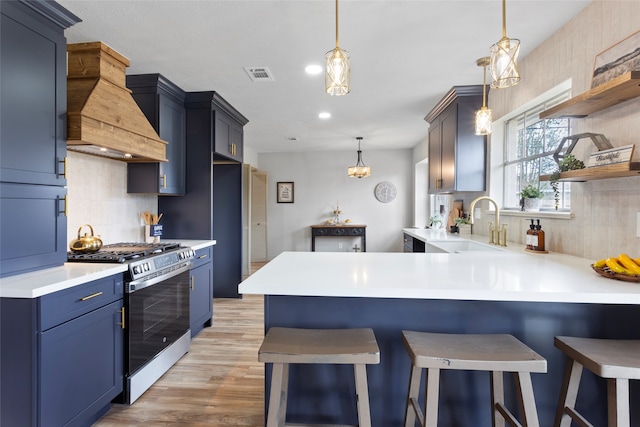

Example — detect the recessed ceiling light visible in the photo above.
[318,112,331,119]
[305,64,323,75]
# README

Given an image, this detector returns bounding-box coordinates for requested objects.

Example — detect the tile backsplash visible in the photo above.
[66,152,157,245]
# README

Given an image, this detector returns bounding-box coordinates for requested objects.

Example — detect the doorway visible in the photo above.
[250,169,268,263]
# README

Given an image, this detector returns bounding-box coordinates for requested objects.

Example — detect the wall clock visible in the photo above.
[374,181,397,203]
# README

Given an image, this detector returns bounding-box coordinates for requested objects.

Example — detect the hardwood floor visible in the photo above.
[93,264,267,427]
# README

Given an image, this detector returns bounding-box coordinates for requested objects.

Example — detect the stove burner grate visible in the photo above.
[67,242,182,263]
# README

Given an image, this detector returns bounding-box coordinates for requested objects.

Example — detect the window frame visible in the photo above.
[502,90,572,212]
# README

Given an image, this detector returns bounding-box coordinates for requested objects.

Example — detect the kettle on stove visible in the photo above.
[69,224,103,253]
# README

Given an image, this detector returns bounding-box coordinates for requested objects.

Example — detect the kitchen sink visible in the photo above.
[425,240,504,253]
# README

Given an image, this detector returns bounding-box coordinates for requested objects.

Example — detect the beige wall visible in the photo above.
[66,152,157,245]
[488,0,640,259]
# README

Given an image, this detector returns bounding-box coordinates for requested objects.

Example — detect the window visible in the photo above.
[503,91,572,210]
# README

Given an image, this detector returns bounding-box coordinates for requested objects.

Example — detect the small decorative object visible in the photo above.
[519,185,543,212]
[549,154,585,210]
[141,211,163,243]
[277,182,294,203]
[374,181,396,203]
[429,215,442,229]
[587,144,635,167]
[591,29,640,88]
[332,201,342,224]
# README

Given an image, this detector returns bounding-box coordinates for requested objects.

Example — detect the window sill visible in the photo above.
[481,210,574,220]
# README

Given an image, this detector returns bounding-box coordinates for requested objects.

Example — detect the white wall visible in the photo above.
[258,149,413,258]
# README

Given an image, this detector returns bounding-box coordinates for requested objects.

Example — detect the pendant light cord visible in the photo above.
[501,0,507,39]
[335,0,340,48]
[482,64,487,108]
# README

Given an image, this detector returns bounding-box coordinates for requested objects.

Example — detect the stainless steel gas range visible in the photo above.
[68,242,195,404]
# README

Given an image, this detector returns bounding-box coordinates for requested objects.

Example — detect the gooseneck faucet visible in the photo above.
[468,196,507,246]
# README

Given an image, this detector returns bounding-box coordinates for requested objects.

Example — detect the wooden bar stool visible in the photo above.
[402,331,547,427]
[259,327,380,427]
[554,336,640,427]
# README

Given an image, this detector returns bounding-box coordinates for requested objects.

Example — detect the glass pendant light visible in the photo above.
[490,0,520,89]
[475,57,492,135]
[347,137,370,178]
[326,0,350,96]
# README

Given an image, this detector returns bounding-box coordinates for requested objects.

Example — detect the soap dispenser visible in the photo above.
[534,219,545,252]
[526,219,535,250]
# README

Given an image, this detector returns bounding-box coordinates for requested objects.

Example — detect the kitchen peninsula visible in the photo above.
[239,247,640,426]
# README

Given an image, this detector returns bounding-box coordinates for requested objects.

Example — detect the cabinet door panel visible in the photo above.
[190,262,213,337]
[0,183,66,277]
[428,123,441,192]
[0,12,65,187]
[40,300,123,427]
[440,107,457,191]
[158,94,186,194]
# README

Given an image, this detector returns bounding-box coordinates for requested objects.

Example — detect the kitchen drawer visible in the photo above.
[314,227,365,237]
[39,274,124,331]
[192,246,212,269]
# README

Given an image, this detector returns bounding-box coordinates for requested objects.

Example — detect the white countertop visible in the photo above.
[402,227,470,242]
[239,245,640,305]
[0,240,216,299]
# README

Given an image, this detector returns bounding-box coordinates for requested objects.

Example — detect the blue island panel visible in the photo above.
[264,295,640,427]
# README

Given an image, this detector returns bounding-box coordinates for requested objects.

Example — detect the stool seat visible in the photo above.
[555,336,640,379]
[402,331,546,427]
[259,327,380,427]
[259,327,380,365]
[554,336,640,427]
[403,331,547,372]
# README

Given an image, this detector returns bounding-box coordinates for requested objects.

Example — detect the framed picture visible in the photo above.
[591,30,640,88]
[277,182,294,203]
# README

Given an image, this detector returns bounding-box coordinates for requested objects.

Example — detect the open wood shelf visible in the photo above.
[539,71,640,119]
[540,162,640,182]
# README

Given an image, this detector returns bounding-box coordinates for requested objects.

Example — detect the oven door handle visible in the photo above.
[127,262,192,293]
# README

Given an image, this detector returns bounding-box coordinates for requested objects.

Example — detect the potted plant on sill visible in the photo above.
[520,185,544,212]
[550,154,585,210]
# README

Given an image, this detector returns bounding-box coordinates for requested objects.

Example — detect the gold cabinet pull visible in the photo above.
[119,307,125,329]
[60,195,68,217]
[190,276,195,291]
[162,174,167,189]
[197,254,208,259]
[80,291,103,301]
[59,157,67,178]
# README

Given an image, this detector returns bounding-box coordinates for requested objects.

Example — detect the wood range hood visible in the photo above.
[67,42,168,162]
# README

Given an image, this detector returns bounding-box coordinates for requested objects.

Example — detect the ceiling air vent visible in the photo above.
[244,66,275,82]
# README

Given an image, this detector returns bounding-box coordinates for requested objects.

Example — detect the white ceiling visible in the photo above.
[58,0,590,154]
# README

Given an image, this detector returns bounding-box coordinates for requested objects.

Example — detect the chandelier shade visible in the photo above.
[489,0,520,89]
[326,0,350,96]
[475,57,493,135]
[348,137,370,178]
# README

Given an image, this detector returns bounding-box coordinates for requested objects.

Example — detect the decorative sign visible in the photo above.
[587,144,635,167]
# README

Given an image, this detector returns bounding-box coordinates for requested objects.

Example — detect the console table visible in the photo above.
[310,224,366,252]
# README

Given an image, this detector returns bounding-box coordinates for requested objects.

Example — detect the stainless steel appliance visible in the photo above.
[68,242,194,404]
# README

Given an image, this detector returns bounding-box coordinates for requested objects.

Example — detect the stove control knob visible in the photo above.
[133,265,141,274]
[144,263,150,271]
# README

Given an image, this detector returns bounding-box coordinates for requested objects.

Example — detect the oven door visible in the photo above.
[125,264,190,375]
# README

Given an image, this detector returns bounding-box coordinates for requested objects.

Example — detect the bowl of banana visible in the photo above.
[591,254,640,282]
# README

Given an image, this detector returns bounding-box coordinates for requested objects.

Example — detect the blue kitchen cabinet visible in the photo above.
[190,246,214,337]
[160,91,248,298]
[1,274,124,427]
[0,0,80,277]
[126,74,187,195]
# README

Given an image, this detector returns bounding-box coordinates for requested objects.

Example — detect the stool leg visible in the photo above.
[554,358,584,427]
[515,371,540,427]
[266,362,287,427]
[491,371,506,427]
[354,363,372,427]
[607,378,630,427]
[278,363,290,427]
[424,368,440,427]
[404,364,423,427]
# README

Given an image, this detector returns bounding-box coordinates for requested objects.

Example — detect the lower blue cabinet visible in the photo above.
[1,274,124,427]
[190,247,213,338]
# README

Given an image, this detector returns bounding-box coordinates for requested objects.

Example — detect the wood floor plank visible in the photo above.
[93,280,265,427]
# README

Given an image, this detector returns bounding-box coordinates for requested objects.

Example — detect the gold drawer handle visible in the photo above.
[80,291,103,301]
[190,276,195,291]
[119,307,125,329]
[197,255,208,259]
